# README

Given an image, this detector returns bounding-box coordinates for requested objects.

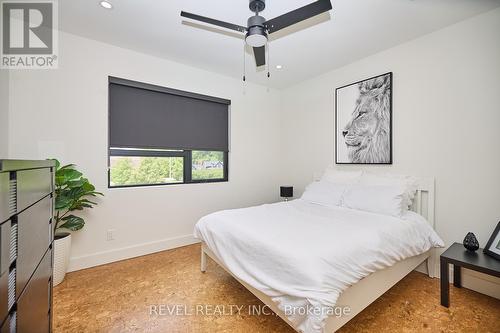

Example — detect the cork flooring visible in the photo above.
[54,244,500,333]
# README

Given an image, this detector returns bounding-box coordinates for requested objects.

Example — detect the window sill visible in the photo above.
[108,179,228,189]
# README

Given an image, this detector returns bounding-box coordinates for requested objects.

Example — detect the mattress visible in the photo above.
[194,199,444,333]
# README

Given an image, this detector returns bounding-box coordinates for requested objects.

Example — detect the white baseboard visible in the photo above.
[452,267,500,300]
[415,261,500,300]
[69,240,499,300]
[68,234,200,272]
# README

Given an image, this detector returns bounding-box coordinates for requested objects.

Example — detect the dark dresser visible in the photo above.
[0,160,55,333]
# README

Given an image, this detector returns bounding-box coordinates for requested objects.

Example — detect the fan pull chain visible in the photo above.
[267,44,270,78]
[242,43,246,82]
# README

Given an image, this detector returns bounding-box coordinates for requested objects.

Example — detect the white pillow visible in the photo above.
[342,184,407,217]
[321,167,362,184]
[359,173,418,209]
[301,181,349,208]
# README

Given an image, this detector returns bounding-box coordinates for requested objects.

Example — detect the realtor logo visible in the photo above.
[1,0,58,68]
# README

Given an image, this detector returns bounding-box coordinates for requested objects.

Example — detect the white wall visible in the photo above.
[0,69,8,157]
[6,6,500,298]
[280,8,500,297]
[8,31,282,271]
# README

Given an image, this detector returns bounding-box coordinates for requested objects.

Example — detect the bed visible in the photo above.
[194,176,443,333]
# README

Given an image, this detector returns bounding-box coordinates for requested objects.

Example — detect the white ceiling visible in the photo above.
[59,0,500,88]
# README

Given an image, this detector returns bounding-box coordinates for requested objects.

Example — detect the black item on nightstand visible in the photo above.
[483,222,500,260]
[280,186,293,201]
[440,242,500,307]
[463,232,479,252]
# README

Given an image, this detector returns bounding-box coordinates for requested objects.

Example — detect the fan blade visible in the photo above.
[264,0,332,34]
[181,11,247,33]
[253,46,266,67]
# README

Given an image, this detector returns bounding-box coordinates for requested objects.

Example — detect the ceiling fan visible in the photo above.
[181,0,332,67]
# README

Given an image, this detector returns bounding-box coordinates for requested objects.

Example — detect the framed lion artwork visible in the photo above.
[335,72,392,164]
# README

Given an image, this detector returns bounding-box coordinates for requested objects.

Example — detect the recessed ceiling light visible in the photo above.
[276,65,283,70]
[99,1,113,9]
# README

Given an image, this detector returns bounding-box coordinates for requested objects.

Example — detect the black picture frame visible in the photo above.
[335,72,393,165]
[483,222,500,260]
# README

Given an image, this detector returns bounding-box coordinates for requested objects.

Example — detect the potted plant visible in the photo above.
[53,160,103,285]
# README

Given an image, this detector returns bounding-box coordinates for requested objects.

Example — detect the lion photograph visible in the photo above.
[335,73,392,164]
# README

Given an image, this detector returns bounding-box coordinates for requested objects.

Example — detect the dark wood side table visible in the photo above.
[440,242,500,307]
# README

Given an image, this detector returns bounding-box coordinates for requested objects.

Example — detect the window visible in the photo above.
[192,151,225,180]
[108,77,229,188]
[110,150,184,187]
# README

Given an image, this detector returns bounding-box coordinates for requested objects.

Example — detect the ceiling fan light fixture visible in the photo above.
[181,0,333,67]
[245,24,267,47]
[99,1,113,9]
[245,33,267,47]
[245,15,267,47]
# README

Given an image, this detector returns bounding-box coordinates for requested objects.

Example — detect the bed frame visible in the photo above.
[200,177,437,332]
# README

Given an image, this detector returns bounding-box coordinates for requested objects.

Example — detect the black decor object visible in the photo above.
[483,222,500,260]
[463,232,479,252]
[280,186,293,201]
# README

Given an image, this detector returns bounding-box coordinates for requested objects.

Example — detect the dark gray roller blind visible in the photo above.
[109,78,230,151]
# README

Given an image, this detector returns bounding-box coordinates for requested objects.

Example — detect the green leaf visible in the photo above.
[55,175,65,187]
[50,159,60,169]
[53,162,103,232]
[80,198,98,205]
[59,215,85,231]
[82,181,96,192]
[69,199,94,210]
[66,179,86,188]
[59,168,83,180]
[79,203,93,208]
[67,186,85,199]
[58,164,76,170]
[55,195,72,210]
[55,168,83,187]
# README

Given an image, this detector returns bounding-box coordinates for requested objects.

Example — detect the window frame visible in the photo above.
[107,77,230,189]
[108,149,228,189]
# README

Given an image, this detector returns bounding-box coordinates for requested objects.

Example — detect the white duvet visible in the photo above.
[194,199,444,333]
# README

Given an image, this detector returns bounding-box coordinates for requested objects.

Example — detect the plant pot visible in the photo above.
[53,233,71,286]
